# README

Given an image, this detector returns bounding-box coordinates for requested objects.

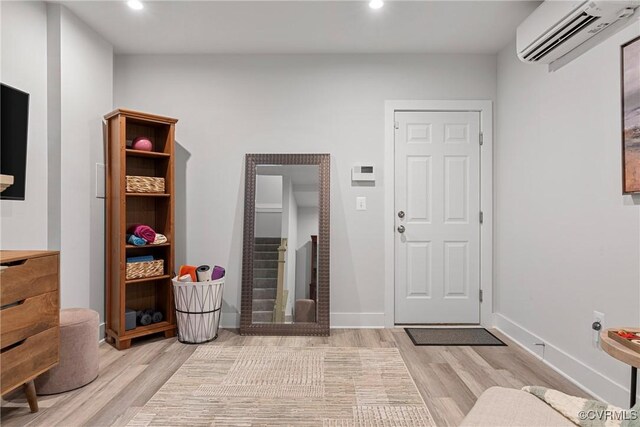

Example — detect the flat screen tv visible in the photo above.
[1,83,29,200]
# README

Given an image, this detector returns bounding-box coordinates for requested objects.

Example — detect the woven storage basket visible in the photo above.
[172,278,224,344]
[126,259,164,280]
[126,175,165,193]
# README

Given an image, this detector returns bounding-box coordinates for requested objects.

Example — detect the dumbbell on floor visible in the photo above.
[136,309,163,326]
[136,310,152,326]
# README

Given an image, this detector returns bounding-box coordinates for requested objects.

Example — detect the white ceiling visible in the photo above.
[61,1,540,55]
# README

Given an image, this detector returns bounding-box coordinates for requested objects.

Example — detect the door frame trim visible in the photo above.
[384,100,493,328]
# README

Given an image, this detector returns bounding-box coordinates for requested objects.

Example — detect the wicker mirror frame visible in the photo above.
[240,153,330,336]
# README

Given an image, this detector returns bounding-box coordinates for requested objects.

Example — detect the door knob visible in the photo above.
[398,210,405,218]
[397,225,405,233]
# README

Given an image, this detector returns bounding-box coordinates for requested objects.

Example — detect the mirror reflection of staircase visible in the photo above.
[252,238,280,323]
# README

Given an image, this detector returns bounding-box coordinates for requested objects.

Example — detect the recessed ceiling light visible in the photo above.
[369,0,384,9]
[127,0,144,10]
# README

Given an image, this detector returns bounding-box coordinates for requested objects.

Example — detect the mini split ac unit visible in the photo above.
[517,0,640,70]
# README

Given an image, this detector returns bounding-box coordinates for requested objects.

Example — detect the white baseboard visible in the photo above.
[218,312,386,329]
[220,313,240,329]
[99,321,105,343]
[330,312,385,328]
[494,313,636,406]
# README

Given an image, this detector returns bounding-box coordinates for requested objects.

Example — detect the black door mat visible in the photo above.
[405,327,506,346]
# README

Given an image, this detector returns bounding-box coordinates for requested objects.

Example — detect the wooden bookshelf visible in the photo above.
[125,149,171,159]
[125,275,172,285]
[126,243,171,249]
[125,193,171,197]
[104,108,178,350]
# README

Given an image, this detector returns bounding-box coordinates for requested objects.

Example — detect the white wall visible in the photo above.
[1,3,113,337]
[256,174,283,208]
[495,25,640,407]
[0,1,49,250]
[255,174,282,237]
[57,6,113,334]
[255,212,282,238]
[297,206,319,248]
[114,53,497,327]
[295,206,318,300]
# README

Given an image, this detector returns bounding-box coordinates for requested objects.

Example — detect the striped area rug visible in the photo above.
[128,346,434,426]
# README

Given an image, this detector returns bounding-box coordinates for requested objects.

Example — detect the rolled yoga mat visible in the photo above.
[196,265,211,282]
[212,265,225,280]
[179,265,197,282]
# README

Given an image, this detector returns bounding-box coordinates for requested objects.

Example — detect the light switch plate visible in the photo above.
[356,196,366,211]
[96,163,105,198]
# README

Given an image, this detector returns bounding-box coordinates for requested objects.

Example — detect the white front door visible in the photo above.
[394,111,481,324]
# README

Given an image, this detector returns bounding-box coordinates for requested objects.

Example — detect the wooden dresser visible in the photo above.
[0,250,60,412]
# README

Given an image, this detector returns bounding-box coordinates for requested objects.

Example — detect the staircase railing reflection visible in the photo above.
[273,238,288,322]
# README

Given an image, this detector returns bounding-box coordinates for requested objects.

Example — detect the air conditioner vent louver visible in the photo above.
[517,0,640,69]
[524,12,600,62]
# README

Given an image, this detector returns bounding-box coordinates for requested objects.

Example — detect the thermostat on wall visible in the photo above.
[352,165,375,182]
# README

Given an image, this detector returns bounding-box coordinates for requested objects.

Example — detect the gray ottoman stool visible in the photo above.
[35,308,99,395]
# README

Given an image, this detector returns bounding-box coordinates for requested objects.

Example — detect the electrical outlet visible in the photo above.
[593,310,605,349]
[534,342,546,359]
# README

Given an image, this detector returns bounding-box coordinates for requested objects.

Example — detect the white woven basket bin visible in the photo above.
[172,277,224,344]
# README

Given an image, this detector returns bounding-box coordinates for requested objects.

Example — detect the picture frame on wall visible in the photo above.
[622,35,640,194]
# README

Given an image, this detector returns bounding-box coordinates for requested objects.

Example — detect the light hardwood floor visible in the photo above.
[1,328,589,426]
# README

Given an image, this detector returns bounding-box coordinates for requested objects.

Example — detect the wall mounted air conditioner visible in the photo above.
[517,0,640,71]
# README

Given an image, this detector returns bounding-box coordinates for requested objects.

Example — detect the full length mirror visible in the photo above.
[240,154,330,336]
[254,165,319,324]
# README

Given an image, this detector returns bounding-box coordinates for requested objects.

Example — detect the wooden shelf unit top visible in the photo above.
[104,108,178,124]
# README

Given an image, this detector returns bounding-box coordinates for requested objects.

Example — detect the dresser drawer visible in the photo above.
[1,327,59,395]
[0,254,59,307]
[0,292,59,349]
